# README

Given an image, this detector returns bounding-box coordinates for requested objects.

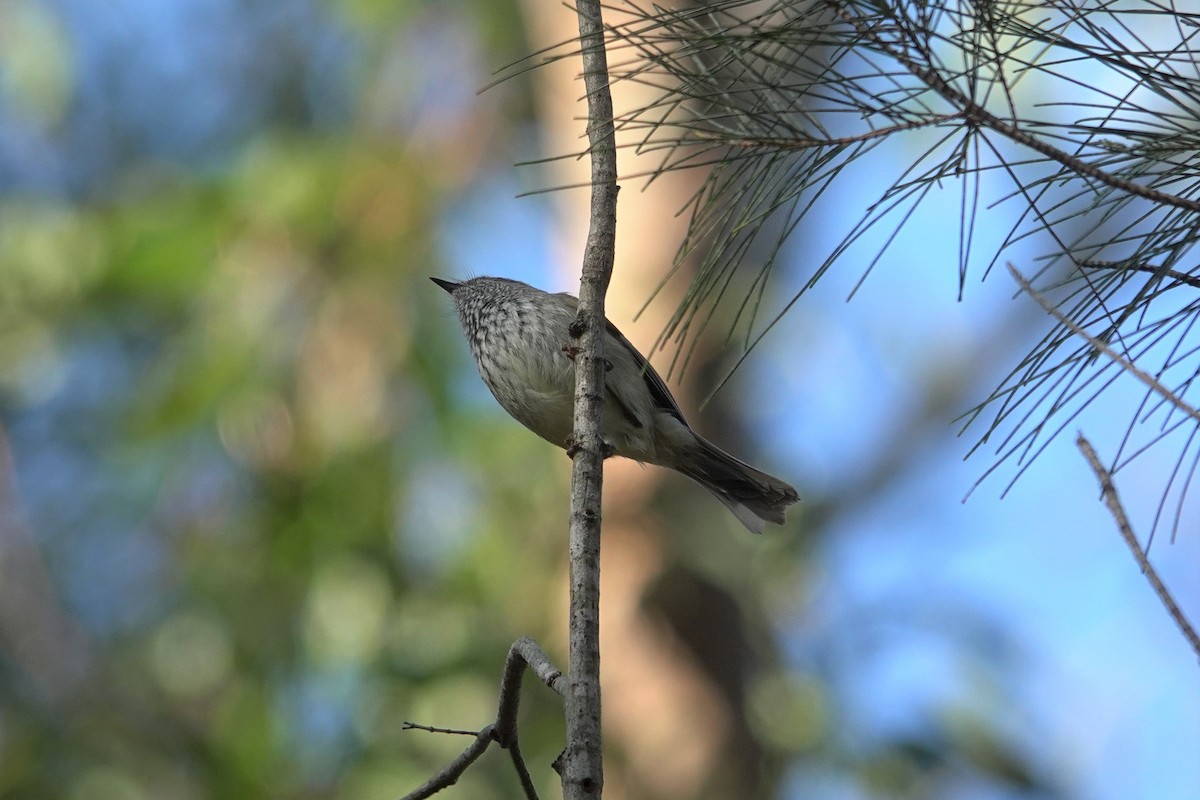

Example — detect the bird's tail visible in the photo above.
[675,435,799,534]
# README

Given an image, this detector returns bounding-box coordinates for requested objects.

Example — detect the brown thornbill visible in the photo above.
[433,276,799,532]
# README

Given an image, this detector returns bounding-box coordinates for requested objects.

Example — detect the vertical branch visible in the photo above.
[564,0,618,798]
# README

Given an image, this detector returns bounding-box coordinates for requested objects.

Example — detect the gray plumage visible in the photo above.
[432,276,799,533]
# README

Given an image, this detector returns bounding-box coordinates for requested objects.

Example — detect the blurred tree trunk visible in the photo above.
[521,4,773,797]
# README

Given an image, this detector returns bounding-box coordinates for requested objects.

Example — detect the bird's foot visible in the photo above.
[560,345,613,372]
[565,436,616,459]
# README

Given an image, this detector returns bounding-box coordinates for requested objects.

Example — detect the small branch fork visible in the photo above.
[400,637,567,800]
[1076,435,1200,662]
[1008,264,1200,426]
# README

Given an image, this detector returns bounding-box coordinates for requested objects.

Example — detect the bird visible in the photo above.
[432,275,799,532]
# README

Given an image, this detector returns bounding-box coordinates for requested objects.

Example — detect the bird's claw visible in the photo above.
[565,436,616,459]
[560,345,613,372]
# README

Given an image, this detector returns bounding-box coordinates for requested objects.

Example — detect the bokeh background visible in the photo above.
[0,1,1196,799]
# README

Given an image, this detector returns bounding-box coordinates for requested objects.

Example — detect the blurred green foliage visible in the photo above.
[0,130,577,800]
[0,3,579,798]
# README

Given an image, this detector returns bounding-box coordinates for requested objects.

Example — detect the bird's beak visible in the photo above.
[430,277,461,294]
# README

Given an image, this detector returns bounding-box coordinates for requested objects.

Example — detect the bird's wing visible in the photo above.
[552,290,688,426]
[603,318,688,425]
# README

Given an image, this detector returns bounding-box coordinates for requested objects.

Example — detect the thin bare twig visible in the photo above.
[565,0,620,797]
[1008,263,1200,425]
[402,722,479,737]
[1076,434,1200,661]
[400,637,566,800]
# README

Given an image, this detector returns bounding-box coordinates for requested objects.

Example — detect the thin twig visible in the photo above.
[508,740,539,800]
[402,722,479,737]
[1008,263,1200,425]
[1076,434,1200,661]
[400,638,566,800]
[565,0,619,797]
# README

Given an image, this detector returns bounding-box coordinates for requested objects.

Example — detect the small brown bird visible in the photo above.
[434,276,799,532]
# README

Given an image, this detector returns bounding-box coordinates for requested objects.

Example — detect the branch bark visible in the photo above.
[564,0,619,798]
